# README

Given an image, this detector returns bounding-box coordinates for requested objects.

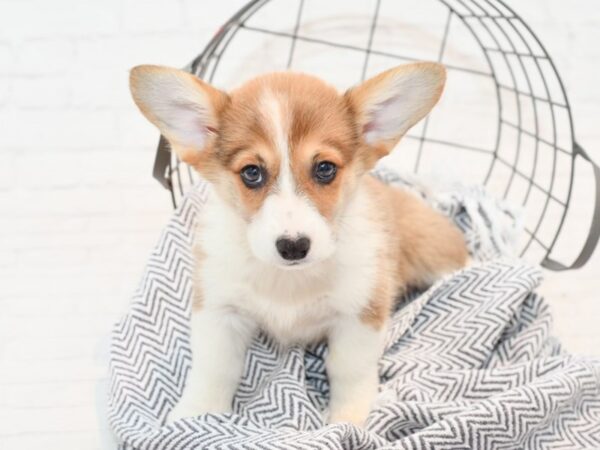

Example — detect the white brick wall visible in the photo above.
[0,1,599,448]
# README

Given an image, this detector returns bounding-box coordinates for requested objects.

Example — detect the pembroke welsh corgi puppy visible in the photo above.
[130,62,468,426]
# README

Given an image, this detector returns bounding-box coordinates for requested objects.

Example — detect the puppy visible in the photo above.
[130,62,468,426]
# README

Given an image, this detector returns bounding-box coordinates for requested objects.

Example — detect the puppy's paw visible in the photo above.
[328,406,369,427]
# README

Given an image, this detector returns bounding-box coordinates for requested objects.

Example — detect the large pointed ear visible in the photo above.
[129,65,229,165]
[345,62,446,156]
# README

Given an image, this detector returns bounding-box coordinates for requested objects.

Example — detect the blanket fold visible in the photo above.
[108,175,600,449]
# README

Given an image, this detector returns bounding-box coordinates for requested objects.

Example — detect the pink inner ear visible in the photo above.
[362,95,399,135]
[363,109,387,134]
[363,121,377,134]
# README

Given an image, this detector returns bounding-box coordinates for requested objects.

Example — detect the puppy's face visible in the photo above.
[130,64,445,269]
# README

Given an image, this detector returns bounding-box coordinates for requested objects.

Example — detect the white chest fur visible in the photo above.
[193,185,383,345]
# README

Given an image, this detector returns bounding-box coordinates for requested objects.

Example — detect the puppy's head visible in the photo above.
[130,63,445,269]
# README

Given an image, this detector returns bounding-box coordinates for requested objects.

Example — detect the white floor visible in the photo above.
[0,1,599,449]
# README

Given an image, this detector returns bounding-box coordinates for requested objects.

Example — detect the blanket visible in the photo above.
[108,172,600,449]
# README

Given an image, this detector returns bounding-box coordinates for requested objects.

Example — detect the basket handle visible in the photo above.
[153,135,172,190]
[542,142,600,271]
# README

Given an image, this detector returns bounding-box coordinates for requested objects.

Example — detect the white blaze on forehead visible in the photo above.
[247,90,336,266]
[259,89,294,193]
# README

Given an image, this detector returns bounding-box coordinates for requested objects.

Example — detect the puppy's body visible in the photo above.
[130,64,468,425]
[196,175,464,342]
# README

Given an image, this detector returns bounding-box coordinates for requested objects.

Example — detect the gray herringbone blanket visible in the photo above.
[109,172,600,449]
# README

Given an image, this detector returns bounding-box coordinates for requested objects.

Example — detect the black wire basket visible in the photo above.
[151,0,600,271]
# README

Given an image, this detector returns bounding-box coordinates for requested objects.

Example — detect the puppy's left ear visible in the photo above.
[345,62,446,158]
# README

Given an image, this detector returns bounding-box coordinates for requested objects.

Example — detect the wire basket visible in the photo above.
[151,0,599,271]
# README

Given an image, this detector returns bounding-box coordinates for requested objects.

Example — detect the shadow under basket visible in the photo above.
[150,0,600,271]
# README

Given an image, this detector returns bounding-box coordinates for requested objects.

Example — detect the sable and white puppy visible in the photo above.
[130,62,468,426]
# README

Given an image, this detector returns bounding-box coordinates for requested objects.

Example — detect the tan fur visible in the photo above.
[359,259,395,330]
[359,176,468,328]
[216,73,362,221]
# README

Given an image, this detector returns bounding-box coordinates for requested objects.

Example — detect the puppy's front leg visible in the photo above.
[168,306,256,423]
[327,316,384,426]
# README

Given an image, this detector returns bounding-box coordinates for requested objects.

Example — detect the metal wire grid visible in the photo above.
[152,0,600,270]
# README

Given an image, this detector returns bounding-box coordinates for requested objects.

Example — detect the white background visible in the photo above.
[0,0,599,448]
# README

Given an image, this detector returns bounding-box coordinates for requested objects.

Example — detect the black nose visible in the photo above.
[276,236,311,261]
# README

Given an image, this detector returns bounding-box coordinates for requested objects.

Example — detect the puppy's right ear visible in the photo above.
[129,65,229,165]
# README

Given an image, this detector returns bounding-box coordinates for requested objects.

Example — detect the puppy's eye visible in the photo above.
[313,161,337,184]
[240,165,265,188]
